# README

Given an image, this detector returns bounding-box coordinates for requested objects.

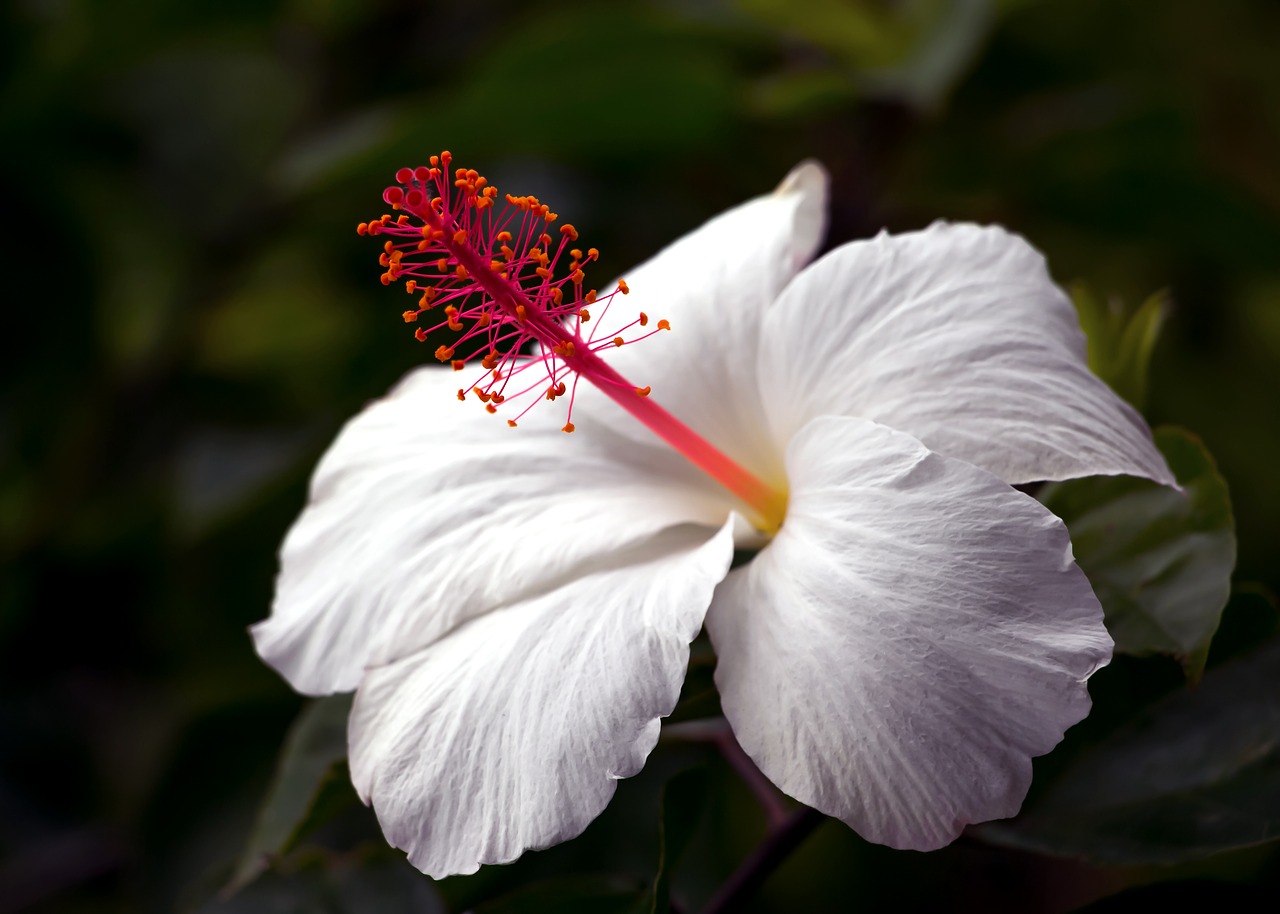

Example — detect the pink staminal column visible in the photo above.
[359,152,788,531]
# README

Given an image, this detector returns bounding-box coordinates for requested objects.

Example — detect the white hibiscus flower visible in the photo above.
[251,156,1174,879]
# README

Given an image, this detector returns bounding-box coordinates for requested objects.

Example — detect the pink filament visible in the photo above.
[369,160,786,525]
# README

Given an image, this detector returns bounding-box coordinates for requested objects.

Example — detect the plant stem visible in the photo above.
[700,806,826,914]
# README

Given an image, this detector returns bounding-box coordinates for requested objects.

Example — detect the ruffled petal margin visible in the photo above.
[349,520,736,878]
[707,415,1112,850]
[253,367,732,695]
[758,222,1173,487]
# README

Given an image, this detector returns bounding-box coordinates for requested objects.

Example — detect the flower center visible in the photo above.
[362,152,788,532]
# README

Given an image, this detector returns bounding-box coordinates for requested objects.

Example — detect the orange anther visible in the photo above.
[430,154,440,166]
[613,337,625,347]
[457,388,466,401]
[447,319,463,331]
[455,265,468,279]
[435,345,455,361]
[474,388,492,402]
[635,386,651,397]
[570,248,583,259]
[539,233,552,246]
[497,231,512,242]
[507,419,518,427]
[562,422,575,433]
[452,359,465,371]
[405,280,417,293]
[570,269,585,284]
[587,248,599,260]
[516,304,527,322]
[619,280,630,295]
[415,327,429,342]
[453,230,468,244]
[585,290,598,304]
[551,288,563,305]
[481,351,499,369]
[657,319,671,330]
[536,267,551,280]
[436,258,449,272]
[403,310,419,323]
[560,224,578,241]
[486,403,497,414]
[357,222,369,235]
[397,215,409,224]
[577,308,590,322]
[639,311,648,326]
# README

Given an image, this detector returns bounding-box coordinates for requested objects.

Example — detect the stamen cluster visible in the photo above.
[359,151,668,430]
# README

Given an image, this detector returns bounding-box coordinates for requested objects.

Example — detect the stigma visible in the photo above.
[361,152,788,532]
[360,151,669,430]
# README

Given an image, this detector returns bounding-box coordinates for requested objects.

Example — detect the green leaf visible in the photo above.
[1040,426,1236,681]
[976,638,1280,864]
[1071,285,1169,409]
[227,694,355,893]
[202,846,444,913]
[646,768,711,914]
[737,0,996,108]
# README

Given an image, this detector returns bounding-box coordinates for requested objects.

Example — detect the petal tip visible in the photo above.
[775,159,829,201]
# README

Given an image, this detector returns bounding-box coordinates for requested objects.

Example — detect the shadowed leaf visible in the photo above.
[977,638,1280,863]
[227,694,355,893]
[1040,426,1235,681]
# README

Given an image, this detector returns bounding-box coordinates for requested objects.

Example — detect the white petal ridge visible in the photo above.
[253,367,733,695]
[349,519,736,878]
[707,416,1113,850]
[758,221,1174,486]
[586,160,828,482]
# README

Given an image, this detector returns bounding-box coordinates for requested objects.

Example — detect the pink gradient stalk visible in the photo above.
[368,157,787,528]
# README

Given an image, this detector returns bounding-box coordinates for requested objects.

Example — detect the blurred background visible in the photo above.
[2,0,1278,911]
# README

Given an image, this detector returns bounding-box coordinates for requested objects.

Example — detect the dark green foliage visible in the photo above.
[1041,427,1236,681]
[4,1,1280,911]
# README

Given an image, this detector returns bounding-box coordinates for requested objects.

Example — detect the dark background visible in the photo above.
[2,0,1278,911]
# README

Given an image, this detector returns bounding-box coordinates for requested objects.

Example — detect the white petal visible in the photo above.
[253,367,733,695]
[349,519,736,878]
[758,222,1173,486]
[707,416,1113,850]
[585,161,828,482]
